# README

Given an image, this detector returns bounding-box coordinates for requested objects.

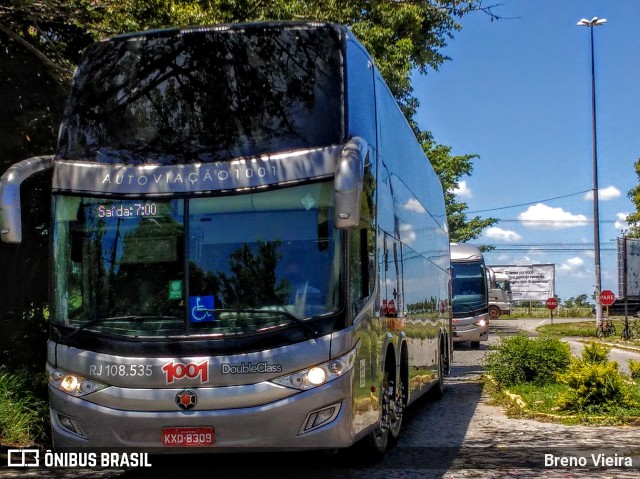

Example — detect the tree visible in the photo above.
[627,157,640,237]
[423,138,497,242]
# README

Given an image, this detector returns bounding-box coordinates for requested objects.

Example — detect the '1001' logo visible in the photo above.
[162,361,209,384]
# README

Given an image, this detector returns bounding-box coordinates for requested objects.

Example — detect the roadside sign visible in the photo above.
[599,290,616,306]
[545,297,558,310]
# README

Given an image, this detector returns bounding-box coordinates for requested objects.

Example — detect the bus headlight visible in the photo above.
[270,346,357,391]
[474,319,487,327]
[48,366,107,397]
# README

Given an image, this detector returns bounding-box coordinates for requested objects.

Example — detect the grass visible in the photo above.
[494,380,640,426]
[506,306,593,319]
[485,331,640,425]
[536,320,600,337]
[0,370,48,447]
[536,319,640,347]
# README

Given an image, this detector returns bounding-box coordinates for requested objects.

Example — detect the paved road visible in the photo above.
[3,320,639,478]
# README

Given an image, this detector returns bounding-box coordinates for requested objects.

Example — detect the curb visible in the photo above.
[484,375,640,425]
[583,338,640,354]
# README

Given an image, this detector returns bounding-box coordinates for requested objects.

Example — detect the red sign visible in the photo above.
[545,298,558,310]
[599,290,616,306]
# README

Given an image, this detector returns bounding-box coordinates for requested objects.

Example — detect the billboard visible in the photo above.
[489,264,555,302]
[618,237,640,298]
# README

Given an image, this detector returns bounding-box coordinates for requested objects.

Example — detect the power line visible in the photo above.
[467,189,593,214]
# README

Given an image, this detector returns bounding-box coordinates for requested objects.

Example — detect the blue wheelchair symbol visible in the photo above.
[189,296,215,323]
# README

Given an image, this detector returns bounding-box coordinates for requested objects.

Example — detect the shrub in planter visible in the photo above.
[555,342,639,413]
[484,334,571,387]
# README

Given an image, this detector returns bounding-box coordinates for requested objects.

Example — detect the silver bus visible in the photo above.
[450,243,489,347]
[0,22,451,456]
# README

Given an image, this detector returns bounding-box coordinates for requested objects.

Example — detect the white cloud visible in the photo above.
[583,186,621,201]
[399,223,416,245]
[615,212,629,231]
[483,226,522,242]
[451,180,472,198]
[558,257,589,278]
[559,257,584,271]
[518,203,589,229]
[402,198,426,214]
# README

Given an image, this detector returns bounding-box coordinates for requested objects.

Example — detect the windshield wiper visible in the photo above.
[62,315,179,342]
[213,308,319,339]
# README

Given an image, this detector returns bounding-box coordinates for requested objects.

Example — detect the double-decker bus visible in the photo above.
[0,22,451,456]
[450,243,489,348]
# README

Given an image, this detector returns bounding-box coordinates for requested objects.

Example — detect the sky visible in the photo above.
[413,0,640,301]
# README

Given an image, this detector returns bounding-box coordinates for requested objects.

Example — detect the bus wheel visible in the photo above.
[388,377,404,444]
[363,373,394,460]
[488,305,501,319]
[365,406,388,459]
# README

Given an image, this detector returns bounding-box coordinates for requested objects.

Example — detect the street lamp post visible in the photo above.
[577,17,606,325]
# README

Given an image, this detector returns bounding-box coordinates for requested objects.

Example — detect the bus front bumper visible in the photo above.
[452,318,489,343]
[49,373,355,452]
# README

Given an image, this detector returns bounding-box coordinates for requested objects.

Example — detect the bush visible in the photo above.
[555,343,639,413]
[581,340,610,364]
[484,335,572,387]
[628,359,640,380]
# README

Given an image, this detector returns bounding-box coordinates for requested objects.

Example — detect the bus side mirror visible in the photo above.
[334,137,367,230]
[0,155,53,243]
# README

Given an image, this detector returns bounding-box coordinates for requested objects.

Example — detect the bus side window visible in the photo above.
[349,228,372,316]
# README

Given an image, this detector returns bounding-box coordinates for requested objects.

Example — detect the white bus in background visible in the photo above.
[450,243,489,348]
[486,267,512,319]
[0,22,452,458]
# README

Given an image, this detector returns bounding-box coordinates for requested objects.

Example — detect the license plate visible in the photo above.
[162,427,215,447]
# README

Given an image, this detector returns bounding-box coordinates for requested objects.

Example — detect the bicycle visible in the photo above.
[621,318,640,340]
[595,318,616,338]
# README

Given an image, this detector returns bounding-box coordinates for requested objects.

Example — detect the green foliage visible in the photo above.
[562,294,592,309]
[627,157,640,237]
[580,340,611,364]
[555,356,639,414]
[423,139,497,243]
[484,335,571,387]
[629,359,640,380]
[0,369,48,447]
[536,321,598,338]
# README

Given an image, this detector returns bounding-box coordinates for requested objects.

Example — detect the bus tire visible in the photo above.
[388,376,404,445]
[361,357,398,461]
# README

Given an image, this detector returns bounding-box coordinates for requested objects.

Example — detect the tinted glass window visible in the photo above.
[451,262,487,315]
[52,196,186,336]
[58,24,344,164]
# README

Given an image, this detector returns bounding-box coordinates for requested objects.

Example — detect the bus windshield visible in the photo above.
[52,182,340,337]
[451,261,487,316]
[57,24,343,164]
